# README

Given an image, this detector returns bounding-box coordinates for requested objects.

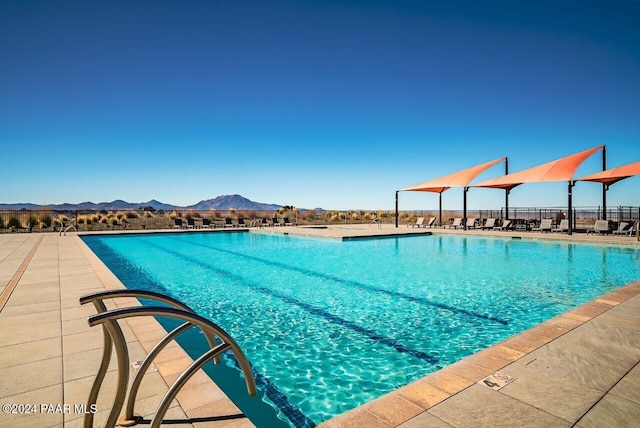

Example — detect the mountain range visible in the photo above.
[0,194,284,212]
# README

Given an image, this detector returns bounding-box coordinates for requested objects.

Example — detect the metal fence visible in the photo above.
[1,206,639,233]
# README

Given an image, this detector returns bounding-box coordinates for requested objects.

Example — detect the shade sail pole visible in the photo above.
[568,181,574,235]
[439,192,443,227]
[602,145,607,220]
[395,191,399,228]
[463,187,468,230]
[505,157,509,219]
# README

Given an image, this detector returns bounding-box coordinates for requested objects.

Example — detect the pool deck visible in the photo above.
[1,226,639,427]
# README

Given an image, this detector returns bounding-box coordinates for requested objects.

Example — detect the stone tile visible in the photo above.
[500,330,553,354]
[0,336,61,369]
[566,301,614,319]
[397,411,454,428]
[187,399,246,426]
[0,319,62,347]
[63,347,117,382]
[0,384,64,428]
[422,369,473,395]
[396,381,450,409]
[575,395,640,428]
[365,393,424,426]
[463,348,513,372]
[529,316,583,340]
[176,381,227,412]
[0,357,63,399]
[429,384,570,427]
[0,309,60,330]
[499,361,604,422]
[62,330,104,355]
[608,363,640,404]
[442,360,493,383]
[320,406,392,428]
[0,299,60,317]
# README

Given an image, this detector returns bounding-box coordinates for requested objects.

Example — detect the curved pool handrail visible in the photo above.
[80,291,251,427]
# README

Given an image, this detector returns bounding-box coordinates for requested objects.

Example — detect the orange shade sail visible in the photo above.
[575,161,640,186]
[400,157,506,193]
[472,145,604,190]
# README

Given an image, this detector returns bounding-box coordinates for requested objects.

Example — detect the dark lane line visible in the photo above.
[174,236,509,326]
[146,240,440,365]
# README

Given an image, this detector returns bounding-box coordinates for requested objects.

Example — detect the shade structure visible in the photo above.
[401,157,507,193]
[472,145,605,235]
[472,145,604,190]
[575,161,640,187]
[397,157,507,227]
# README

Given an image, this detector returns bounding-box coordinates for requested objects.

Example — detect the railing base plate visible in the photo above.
[118,414,143,427]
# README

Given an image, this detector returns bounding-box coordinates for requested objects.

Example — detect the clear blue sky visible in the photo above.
[2,0,639,210]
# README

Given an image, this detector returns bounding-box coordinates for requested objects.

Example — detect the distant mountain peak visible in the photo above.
[0,194,284,212]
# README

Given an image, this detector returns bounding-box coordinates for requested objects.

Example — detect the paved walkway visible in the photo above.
[0,233,253,428]
[0,228,639,427]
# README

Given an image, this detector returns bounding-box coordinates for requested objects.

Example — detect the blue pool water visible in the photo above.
[82,231,640,426]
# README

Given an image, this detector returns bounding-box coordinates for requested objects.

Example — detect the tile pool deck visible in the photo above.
[0,226,639,427]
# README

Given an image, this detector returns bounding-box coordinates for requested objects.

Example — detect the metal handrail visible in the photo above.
[80,290,256,428]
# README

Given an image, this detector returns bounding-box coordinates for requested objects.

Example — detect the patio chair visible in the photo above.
[173,218,183,229]
[201,218,212,228]
[408,217,425,228]
[283,217,295,226]
[426,217,437,228]
[481,218,497,230]
[260,218,270,227]
[272,217,281,227]
[187,218,196,229]
[237,218,247,227]
[465,218,477,229]
[588,219,610,235]
[449,218,463,229]
[493,219,512,231]
[224,218,235,228]
[551,219,569,233]
[612,221,634,236]
[532,218,552,232]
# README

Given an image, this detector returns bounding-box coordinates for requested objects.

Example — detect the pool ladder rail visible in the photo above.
[79,290,256,428]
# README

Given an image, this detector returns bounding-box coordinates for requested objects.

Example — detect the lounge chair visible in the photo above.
[272,217,281,227]
[201,218,212,228]
[482,218,497,230]
[283,217,295,226]
[173,218,183,229]
[532,218,552,233]
[449,218,463,229]
[551,219,569,233]
[465,218,477,229]
[408,217,425,228]
[493,219,512,231]
[237,218,247,227]
[224,218,235,228]
[426,217,437,228]
[588,219,610,235]
[613,221,635,236]
[187,218,196,229]
[260,218,270,227]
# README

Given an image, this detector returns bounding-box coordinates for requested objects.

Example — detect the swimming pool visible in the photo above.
[82,231,640,427]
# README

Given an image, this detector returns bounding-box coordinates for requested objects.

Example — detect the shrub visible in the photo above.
[0,215,4,228]
[27,216,38,228]
[39,214,52,228]
[7,217,21,229]
[125,211,139,219]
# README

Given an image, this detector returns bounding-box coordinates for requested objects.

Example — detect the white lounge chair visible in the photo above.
[426,217,437,228]
[481,218,497,230]
[588,219,610,235]
[408,217,425,228]
[613,221,636,236]
[532,218,552,232]
[551,219,569,233]
[465,218,477,229]
[450,218,463,229]
[493,219,512,231]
